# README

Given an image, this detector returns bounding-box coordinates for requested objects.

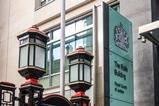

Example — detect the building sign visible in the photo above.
[103,2,133,106]
[109,52,133,103]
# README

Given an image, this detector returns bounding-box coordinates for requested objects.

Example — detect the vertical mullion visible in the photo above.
[49,45,53,87]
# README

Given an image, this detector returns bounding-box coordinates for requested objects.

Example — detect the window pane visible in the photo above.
[47,31,53,40]
[66,23,75,37]
[20,45,28,67]
[85,15,93,26]
[46,48,50,74]
[29,45,34,66]
[65,71,69,84]
[39,77,49,88]
[35,46,45,68]
[64,58,69,71]
[70,64,78,82]
[65,42,75,55]
[53,29,60,41]
[76,15,92,32]
[76,38,83,48]
[52,46,60,73]
[84,35,93,53]
[76,29,93,53]
[51,74,60,87]
[84,64,91,82]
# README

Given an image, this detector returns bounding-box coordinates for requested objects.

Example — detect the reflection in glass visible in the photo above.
[46,48,50,74]
[52,46,60,73]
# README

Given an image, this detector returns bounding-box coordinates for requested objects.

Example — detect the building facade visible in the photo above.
[0,0,154,106]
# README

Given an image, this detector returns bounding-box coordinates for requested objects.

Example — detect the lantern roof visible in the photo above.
[0,81,16,88]
[17,25,49,40]
[67,47,93,60]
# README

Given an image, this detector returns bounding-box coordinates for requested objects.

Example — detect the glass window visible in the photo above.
[53,29,61,41]
[66,23,75,37]
[39,77,49,88]
[52,46,60,74]
[51,74,60,87]
[40,15,93,88]
[40,0,53,6]
[46,47,50,74]
[76,16,92,32]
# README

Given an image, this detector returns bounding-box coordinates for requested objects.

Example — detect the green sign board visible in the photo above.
[110,98,133,106]
[109,52,133,103]
[103,2,133,106]
[109,7,133,61]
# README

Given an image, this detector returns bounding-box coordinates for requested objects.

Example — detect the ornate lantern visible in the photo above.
[67,47,93,106]
[17,25,48,106]
[17,25,48,85]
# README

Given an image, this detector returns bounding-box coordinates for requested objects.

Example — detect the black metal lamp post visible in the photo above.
[17,25,49,106]
[67,47,93,106]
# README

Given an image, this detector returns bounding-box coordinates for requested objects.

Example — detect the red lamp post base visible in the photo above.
[71,91,90,106]
[21,78,42,87]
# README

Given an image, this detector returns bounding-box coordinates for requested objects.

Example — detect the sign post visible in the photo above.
[103,2,134,106]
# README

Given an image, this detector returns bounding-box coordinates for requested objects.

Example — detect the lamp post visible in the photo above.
[67,47,93,106]
[17,25,48,106]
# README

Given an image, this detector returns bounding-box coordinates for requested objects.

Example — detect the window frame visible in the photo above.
[35,0,54,10]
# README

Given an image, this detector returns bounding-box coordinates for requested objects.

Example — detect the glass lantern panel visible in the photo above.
[29,45,34,65]
[36,39,45,46]
[84,59,91,64]
[20,36,29,45]
[30,38,34,43]
[20,45,28,67]
[79,64,83,80]
[70,59,79,64]
[70,64,78,82]
[35,46,45,68]
[84,64,91,83]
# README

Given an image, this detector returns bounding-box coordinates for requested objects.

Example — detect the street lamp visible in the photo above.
[67,47,93,106]
[17,25,48,84]
[17,25,48,106]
